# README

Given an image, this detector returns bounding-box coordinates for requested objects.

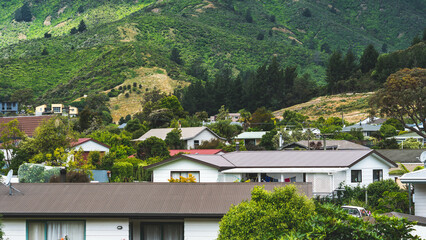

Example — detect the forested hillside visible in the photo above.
[0,0,424,110]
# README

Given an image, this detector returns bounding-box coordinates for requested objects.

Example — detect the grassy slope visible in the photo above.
[0,0,423,104]
[273,92,373,123]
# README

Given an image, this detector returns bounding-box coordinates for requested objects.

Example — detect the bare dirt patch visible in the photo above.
[118,24,140,42]
[44,16,51,26]
[273,92,374,123]
[288,36,303,45]
[151,8,161,13]
[57,6,67,16]
[107,67,190,123]
[54,19,72,28]
[272,27,294,35]
[18,33,27,40]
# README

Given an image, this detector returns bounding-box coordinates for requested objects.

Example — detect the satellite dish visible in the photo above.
[4,170,13,185]
[2,169,23,196]
[420,151,426,163]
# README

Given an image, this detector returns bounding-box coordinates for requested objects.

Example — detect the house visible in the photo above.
[342,123,382,137]
[234,131,267,146]
[35,104,78,116]
[144,150,397,196]
[389,131,425,147]
[70,138,110,159]
[133,127,225,150]
[0,182,312,240]
[209,113,240,122]
[281,140,370,150]
[0,101,18,115]
[400,168,426,218]
[169,149,224,156]
[376,149,425,174]
[0,115,53,137]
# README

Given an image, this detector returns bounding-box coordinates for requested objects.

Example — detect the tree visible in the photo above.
[208,120,242,142]
[33,117,76,154]
[78,20,87,32]
[124,119,143,133]
[401,138,422,149]
[70,27,78,35]
[256,33,264,40]
[0,119,25,166]
[216,105,230,121]
[250,107,275,131]
[326,50,344,94]
[302,8,312,17]
[370,68,426,138]
[238,109,251,130]
[360,44,379,73]
[383,118,404,131]
[411,35,421,46]
[171,47,183,65]
[137,137,170,160]
[165,128,184,149]
[259,130,277,150]
[44,32,52,38]
[41,47,49,56]
[379,124,397,138]
[245,9,253,23]
[377,138,399,149]
[367,179,401,209]
[10,88,34,108]
[218,185,315,240]
[15,3,32,22]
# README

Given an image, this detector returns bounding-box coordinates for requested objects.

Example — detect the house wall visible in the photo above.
[1,218,129,240]
[86,218,129,240]
[186,130,220,149]
[1,148,13,161]
[184,218,220,240]
[414,184,426,218]
[218,172,241,182]
[72,141,110,153]
[345,154,391,187]
[152,159,219,182]
[2,219,26,240]
[413,225,426,239]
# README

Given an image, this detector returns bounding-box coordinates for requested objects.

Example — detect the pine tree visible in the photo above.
[360,44,379,73]
[70,27,78,35]
[343,49,357,79]
[245,9,253,23]
[41,48,49,56]
[171,47,183,65]
[326,50,344,94]
[78,20,87,32]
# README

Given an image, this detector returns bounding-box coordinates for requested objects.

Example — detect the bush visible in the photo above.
[18,163,60,183]
[367,179,401,209]
[302,8,312,17]
[111,162,133,181]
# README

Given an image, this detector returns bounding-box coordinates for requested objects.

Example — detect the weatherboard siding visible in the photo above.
[86,218,129,240]
[186,129,221,150]
[152,159,219,182]
[2,219,26,240]
[184,218,220,240]
[415,184,426,217]
[346,154,391,187]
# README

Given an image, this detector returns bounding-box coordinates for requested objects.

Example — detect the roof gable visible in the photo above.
[70,138,111,149]
[134,127,225,141]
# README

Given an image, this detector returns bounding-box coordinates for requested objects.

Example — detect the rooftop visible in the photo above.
[0,115,53,137]
[342,123,382,132]
[133,127,225,141]
[0,182,312,218]
[169,149,223,156]
[296,140,370,150]
[235,131,267,139]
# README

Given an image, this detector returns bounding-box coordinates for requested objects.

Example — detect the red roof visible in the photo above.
[0,116,53,137]
[70,138,111,149]
[169,149,223,156]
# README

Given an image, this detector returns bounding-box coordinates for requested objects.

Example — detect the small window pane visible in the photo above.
[351,170,362,183]
[28,222,46,240]
[373,170,383,182]
[143,224,162,240]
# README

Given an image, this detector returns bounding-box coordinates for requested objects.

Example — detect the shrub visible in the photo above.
[302,8,312,17]
[112,162,133,181]
[367,179,401,209]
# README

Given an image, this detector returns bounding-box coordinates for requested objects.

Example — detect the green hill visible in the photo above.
[0,0,424,103]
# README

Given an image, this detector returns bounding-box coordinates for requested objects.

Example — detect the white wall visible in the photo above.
[86,218,129,240]
[0,148,13,161]
[414,184,426,218]
[153,159,219,182]
[218,173,241,182]
[413,225,426,239]
[184,218,220,240]
[73,141,110,153]
[186,129,220,149]
[2,219,26,240]
[345,154,392,187]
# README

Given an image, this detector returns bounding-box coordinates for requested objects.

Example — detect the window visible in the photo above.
[242,173,259,182]
[171,171,200,182]
[261,173,280,182]
[351,170,362,183]
[141,223,183,240]
[53,107,61,113]
[27,220,85,240]
[373,170,383,182]
[194,140,199,148]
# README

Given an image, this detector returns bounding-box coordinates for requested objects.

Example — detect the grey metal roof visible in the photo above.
[133,127,225,141]
[296,140,370,150]
[400,169,426,183]
[0,182,312,217]
[342,123,381,132]
[146,150,397,170]
[376,149,424,163]
[384,212,426,226]
[235,131,267,139]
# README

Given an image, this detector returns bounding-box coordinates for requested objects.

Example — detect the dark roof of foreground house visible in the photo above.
[145,150,397,170]
[384,212,426,226]
[0,115,53,137]
[0,182,312,218]
[375,149,424,164]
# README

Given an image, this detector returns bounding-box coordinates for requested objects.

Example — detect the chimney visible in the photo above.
[236,142,240,151]
[60,167,67,182]
[178,120,182,128]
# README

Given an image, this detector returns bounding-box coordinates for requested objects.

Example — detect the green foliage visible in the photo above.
[367,179,401,209]
[380,124,397,138]
[360,44,379,73]
[259,130,277,150]
[218,185,315,240]
[383,118,405,131]
[111,162,133,181]
[18,163,60,183]
[78,20,87,33]
[137,136,170,160]
[14,2,32,22]
[401,138,422,149]
[208,120,242,142]
[376,191,408,214]
[281,110,308,128]
[377,138,399,149]
[250,107,275,131]
[32,116,75,154]
[165,128,184,149]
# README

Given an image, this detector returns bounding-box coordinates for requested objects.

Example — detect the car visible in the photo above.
[341,205,370,218]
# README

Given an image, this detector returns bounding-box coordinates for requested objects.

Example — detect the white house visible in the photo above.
[145,150,397,196]
[234,131,267,146]
[389,131,425,147]
[0,182,312,240]
[70,138,110,159]
[133,127,225,149]
[400,168,426,217]
[342,123,382,137]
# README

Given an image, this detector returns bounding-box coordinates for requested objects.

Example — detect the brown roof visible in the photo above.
[146,150,397,170]
[0,116,53,137]
[0,182,312,218]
